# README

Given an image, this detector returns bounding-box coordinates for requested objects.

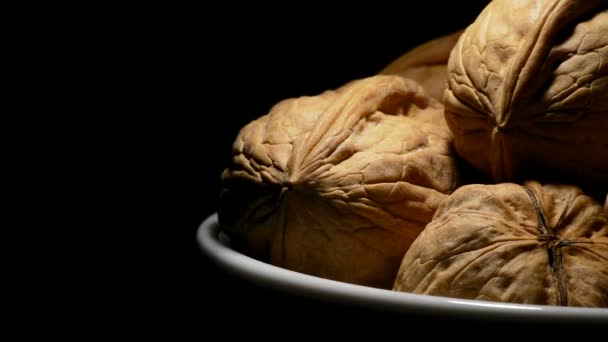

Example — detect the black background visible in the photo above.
[162,1,515,329]
[131,1,601,332]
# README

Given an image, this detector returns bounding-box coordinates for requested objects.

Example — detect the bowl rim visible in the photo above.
[197,213,608,322]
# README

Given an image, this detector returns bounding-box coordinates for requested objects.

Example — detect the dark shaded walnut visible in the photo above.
[444,0,608,187]
[220,76,459,289]
[381,31,462,102]
[393,181,608,307]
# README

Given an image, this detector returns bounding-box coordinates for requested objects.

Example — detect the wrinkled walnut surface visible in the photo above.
[220,75,458,288]
[444,0,608,186]
[394,181,608,307]
[381,31,462,102]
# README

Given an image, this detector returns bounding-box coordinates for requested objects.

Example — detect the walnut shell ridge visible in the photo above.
[444,0,608,187]
[381,31,462,102]
[394,181,608,307]
[220,75,459,288]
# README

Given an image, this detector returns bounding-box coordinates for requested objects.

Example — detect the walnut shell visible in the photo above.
[444,0,608,186]
[381,31,462,102]
[220,75,459,288]
[393,181,608,307]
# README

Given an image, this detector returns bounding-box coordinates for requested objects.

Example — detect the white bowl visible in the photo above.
[197,213,608,323]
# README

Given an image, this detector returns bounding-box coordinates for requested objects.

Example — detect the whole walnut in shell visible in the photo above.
[220,76,459,289]
[444,0,608,186]
[393,181,608,307]
[381,31,462,102]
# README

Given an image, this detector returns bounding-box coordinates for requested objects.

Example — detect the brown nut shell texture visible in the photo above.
[381,31,462,102]
[394,182,608,307]
[444,0,608,185]
[220,75,458,289]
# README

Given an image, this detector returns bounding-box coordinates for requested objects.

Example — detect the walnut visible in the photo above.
[219,75,459,288]
[393,181,608,307]
[444,0,608,187]
[381,31,462,102]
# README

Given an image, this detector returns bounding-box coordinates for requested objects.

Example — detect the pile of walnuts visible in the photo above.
[219,0,607,307]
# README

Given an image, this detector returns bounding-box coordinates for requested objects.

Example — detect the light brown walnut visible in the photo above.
[220,75,459,289]
[394,181,608,307]
[444,0,608,187]
[381,31,462,102]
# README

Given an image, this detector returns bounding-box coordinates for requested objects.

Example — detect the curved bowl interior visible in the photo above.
[197,213,608,323]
